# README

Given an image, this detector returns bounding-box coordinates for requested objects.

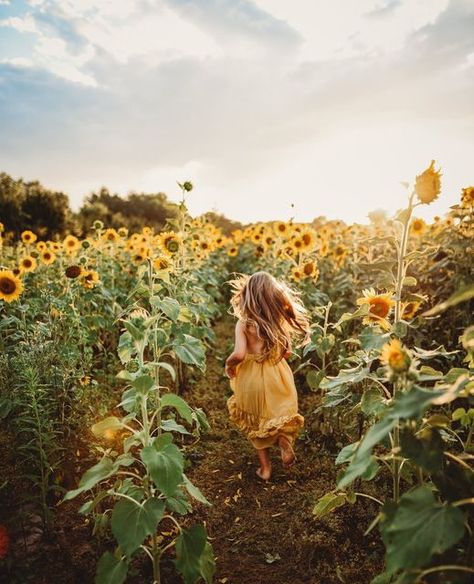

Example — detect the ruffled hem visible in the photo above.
[227,396,304,440]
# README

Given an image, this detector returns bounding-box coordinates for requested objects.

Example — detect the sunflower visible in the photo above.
[103,228,119,243]
[0,222,4,234]
[132,253,146,265]
[461,186,474,208]
[159,231,182,255]
[291,237,305,252]
[36,241,47,252]
[21,230,37,244]
[290,266,303,282]
[63,235,81,254]
[274,222,288,236]
[300,230,316,249]
[227,246,238,257]
[410,218,426,237]
[357,288,395,331]
[0,270,23,303]
[50,242,61,252]
[65,265,83,279]
[142,226,152,235]
[20,255,37,273]
[82,269,100,289]
[153,256,171,270]
[41,250,56,265]
[118,227,129,237]
[415,160,441,204]
[302,260,319,280]
[380,338,411,373]
[401,300,422,320]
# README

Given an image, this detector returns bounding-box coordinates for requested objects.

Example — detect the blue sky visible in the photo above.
[0,0,473,223]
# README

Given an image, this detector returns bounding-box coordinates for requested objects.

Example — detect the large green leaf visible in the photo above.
[173,335,206,370]
[141,442,184,496]
[320,365,371,390]
[380,486,465,573]
[153,297,181,321]
[160,393,193,424]
[183,475,211,506]
[361,387,387,417]
[175,525,215,584]
[131,374,155,394]
[111,498,165,557]
[95,552,128,584]
[117,331,134,364]
[64,456,115,500]
[91,417,123,438]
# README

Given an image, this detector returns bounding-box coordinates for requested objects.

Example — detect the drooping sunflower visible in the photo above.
[20,255,37,273]
[415,160,441,204]
[41,250,56,265]
[401,300,422,320]
[21,230,37,244]
[0,270,23,303]
[65,265,83,279]
[380,338,411,373]
[357,288,395,331]
[63,235,81,254]
[410,218,426,237]
[159,231,182,255]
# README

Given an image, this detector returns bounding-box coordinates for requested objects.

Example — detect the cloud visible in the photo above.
[0,0,472,223]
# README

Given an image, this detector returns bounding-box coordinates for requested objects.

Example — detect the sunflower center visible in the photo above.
[0,277,16,294]
[369,298,390,317]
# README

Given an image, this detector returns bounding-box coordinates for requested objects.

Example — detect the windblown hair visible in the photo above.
[228,271,311,362]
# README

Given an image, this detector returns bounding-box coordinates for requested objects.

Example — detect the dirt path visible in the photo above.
[185,318,384,584]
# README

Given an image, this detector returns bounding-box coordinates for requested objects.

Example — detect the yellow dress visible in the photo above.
[227,352,304,450]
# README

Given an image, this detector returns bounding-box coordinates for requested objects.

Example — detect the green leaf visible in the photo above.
[117,332,134,364]
[380,486,465,573]
[391,321,408,338]
[141,442,184,497]
[154,297,180,321]
[359,327,389,351]
[335,442,359,465]
[313,492,347,518]
[183,475,211,506]
[64,456,116,500]
[173,335,206,370]
[338,454,378,489]
[160,393,193,424]
[91,417,123,438]
[0,397,13,418]
[95,551,128,584]
[175,524,213,584]
[320,365,371,390]
[361,387,386,417]
[131,375,155,394]
[199,541,216,584]
[161,419,190,435]
[111,498,165,557]
[306,369,325,390]
[154,361,176,381]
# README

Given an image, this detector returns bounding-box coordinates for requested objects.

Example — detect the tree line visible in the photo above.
[0,172,242,240]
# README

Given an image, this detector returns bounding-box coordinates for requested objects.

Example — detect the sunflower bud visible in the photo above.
[415,160,441,205]
[82,240,91,249]
[126,359,140,373]
[93,220,104,230]
[183,181,193,192]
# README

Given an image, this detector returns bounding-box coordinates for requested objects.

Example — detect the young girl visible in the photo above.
[225,271,310,481]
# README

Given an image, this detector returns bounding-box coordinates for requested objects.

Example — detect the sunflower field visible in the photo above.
[0,166,473,584]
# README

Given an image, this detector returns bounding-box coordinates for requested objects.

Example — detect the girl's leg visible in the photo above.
[278,434,296,467]
[256,447,271,480]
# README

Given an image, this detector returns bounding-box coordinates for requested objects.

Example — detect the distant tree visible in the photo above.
[78,188,178,233]
[0,172,73,240]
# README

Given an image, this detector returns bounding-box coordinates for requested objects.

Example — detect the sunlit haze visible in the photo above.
[1,0,473,224]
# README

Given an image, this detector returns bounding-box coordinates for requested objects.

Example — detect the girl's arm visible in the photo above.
[225,320,247,378]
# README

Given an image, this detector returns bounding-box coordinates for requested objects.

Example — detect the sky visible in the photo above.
[0,0,473,224]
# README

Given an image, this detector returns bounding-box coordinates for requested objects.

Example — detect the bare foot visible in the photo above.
[279,436,296,467]
[256,466,272,481]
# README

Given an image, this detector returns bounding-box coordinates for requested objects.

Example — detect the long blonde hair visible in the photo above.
[228,271,311,362]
